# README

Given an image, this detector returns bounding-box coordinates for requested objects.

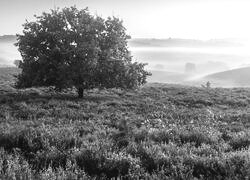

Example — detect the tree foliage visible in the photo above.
[16,7,151,97]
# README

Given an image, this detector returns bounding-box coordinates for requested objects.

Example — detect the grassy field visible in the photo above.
[1,67,250,179]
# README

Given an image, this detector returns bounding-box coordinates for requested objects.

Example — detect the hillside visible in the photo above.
[201,66,250,87]
[0,67,20,90]
[1,67,250,179]
[128,38,244,48]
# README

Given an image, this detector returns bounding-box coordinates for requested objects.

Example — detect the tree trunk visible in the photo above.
[78,87,84,98]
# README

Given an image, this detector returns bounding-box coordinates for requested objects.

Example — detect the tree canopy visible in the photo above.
[16,7,151,97]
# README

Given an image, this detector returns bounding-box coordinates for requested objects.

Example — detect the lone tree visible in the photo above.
[16,7,151,97]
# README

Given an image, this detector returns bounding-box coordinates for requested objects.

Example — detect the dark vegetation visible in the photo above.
[1,67,250,179]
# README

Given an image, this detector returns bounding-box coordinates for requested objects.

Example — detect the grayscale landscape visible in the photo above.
[1,0,250,179]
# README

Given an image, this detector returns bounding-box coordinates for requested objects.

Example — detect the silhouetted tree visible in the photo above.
[16,7,151,97]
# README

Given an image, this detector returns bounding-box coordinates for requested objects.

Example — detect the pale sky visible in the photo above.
[1,0,250,39]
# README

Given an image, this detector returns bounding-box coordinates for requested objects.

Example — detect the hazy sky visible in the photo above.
[1,0,250,39]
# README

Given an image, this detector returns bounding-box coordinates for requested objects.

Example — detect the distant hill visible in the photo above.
[128,38,244,48]
[1,35,242,47]
[0,35,16,43]
[0,35,245,48]
[201,66,250,87]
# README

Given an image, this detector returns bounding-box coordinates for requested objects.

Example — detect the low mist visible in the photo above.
[129,38,250,87]
[1,36,250,87]
[0,40,21,67]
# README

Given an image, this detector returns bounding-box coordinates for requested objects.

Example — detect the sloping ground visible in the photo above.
[0,67,20,93]
[202,66,250,87]
[1,68,250,178]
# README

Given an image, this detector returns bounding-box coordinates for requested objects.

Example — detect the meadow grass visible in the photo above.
[1,67,250,179]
